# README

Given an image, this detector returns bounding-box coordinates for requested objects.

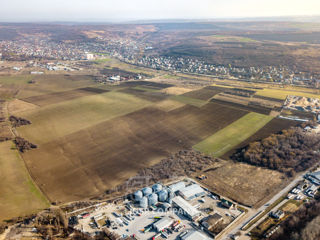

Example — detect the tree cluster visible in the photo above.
[14,137,37,152]
[232,127,320,175]
[9,115,31,128]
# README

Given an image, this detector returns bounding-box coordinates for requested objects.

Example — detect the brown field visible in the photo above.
[210,98,272,115]
[21,102,248,202]
[182,86,223,100]
[199,161,287,207]
[117,81,173,89]
[281,202,299,213]
[21,87,109,106]
[154,99,186,112]
[161,86,194,95]
[222,118,299,159]
[8,99,38,114]
[119,87,169,102]
[213,93,250,105]
[15,74,96,99]
[16,91,152,144]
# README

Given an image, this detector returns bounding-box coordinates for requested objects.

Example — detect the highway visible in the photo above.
[218,170,308,240]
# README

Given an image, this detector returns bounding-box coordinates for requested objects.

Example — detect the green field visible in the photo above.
[17,91,152,144]
[170,95,207,108]
[193,112,273,157]
[0,75,34,85]
[255,88,320,100]
[0,141,49,221]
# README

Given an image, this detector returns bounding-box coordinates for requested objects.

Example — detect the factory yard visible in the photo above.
[72,179,244,240]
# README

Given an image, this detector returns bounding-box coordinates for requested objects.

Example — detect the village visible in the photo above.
[1,33,319,87]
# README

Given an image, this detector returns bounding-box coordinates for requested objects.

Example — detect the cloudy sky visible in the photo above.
[0,0,319,22]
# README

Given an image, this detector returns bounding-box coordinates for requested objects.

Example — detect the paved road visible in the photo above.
[218,171,308,240]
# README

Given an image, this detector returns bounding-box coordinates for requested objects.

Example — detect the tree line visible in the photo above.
[232,126,320,176]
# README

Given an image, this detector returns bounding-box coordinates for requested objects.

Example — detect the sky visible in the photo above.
[0,0,319,22]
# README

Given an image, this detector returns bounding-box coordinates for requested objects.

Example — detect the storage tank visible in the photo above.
[158,189,168,202]
[148,193,158,206]
[139,196,148,208]
[152,184,163,193]
[142,187,153,196]
[133,190,143,201]
[167,190,175,204]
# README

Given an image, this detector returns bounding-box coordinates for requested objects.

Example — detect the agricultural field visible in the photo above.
[170,95,207,107]
[154,99,186,112]
[21,87,110,106]
[16,91,152,144]
[182,86,223,100]
[3,75,311,208]
[0,141,49,221]
[160,86,194,95]
[254,88,320,100]
[19,100,248,202]
[222,117,299,159]
[193,112,273,157]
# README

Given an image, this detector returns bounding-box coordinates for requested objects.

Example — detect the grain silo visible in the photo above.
[152,184,163,193]
[167,190,175,204]
[139,196,148,208]
[133,190,143,202]
[148,193,158,206]
[142,187,153,196]
[158,189,168,202]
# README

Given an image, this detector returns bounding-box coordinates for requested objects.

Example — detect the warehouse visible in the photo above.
[168,181,185,193]
[181,230,209,240]
[153,217,174,232]
[172,196,200,219]
[178,184,205,200]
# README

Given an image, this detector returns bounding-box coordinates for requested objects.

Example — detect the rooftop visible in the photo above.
[172,196,200,218]
[153,217,173,232]
[181,230,209,240]
[179,184,205,200]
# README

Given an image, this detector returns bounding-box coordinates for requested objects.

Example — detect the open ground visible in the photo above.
[197,161,288,207]
[0,141,49,221]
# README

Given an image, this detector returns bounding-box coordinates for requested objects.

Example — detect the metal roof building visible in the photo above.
[181,230,209,240]
[153,217,174,232]
[172,196,200,219]
[168,181,185,193]
[178,184,205,200]
[307,171,320,185]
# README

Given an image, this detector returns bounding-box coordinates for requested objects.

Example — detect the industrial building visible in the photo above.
[168,181,185,193]
[178,184,206,200]
[181,230,209,240]
[153,217,174,232]
[201,213,223,231]
[172,196,200,219]
[306,184,318,197]
[270,210,285,219]
[306,171,320,185]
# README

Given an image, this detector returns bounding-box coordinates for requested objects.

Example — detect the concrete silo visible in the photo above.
[152,184,163,193]
[139,196,148,208]
[133,190,143,202]
[148,193,158,206]
[158,189,168,202]
[142,187,153,196]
